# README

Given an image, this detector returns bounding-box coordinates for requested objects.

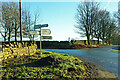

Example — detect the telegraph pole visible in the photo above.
[118,1,120,26]
[19,0,22,42]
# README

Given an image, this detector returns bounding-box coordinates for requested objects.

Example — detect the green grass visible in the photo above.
[2,50,87,79]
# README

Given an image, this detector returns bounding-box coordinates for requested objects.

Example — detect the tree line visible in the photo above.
[0,2,40,43]
[75,2,120,45]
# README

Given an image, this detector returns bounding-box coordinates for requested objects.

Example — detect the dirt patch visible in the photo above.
[96,70,117,78]
[30,56,62,67]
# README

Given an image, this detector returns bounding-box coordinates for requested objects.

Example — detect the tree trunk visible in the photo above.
[8,27,10,45]
[15,28,17,42]
[108,40,110,45]
[15,23,17,42]
[102,40,104,45]
[4,37,6,42]
[4,33,7,41]
[84,40,86,45]
[87,34,90,45]
[28,22,32,41]
[94,40,95,45]
[97,37,99,44]
[88,40,90,45]
[108,39,112,45]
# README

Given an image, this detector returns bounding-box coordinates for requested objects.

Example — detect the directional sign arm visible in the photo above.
[41,29,51,35]
[34,24,48,29]
[30,31,39,35]
[41,36,52,40]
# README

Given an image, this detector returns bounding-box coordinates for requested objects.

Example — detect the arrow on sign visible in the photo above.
[41,29,51,35]
[41,36,52,40]
[34,24,48,29]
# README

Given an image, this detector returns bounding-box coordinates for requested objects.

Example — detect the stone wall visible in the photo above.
[0,42,37,60]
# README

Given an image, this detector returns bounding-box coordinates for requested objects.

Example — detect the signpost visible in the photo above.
[34,24,49,55]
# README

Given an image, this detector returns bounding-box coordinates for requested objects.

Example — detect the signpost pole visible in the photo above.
[40,27,42,55]
[34,24,49,55]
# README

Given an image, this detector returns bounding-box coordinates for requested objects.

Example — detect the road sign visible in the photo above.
[34,23,49,55]
[41,36,52,40]
[30,29,51,35]
[30,31,39,35]
[34,24,48,29]
[23,35,29,38]
[41,29,51,35]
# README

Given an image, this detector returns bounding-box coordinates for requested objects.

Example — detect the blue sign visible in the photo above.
[34,24,48,29]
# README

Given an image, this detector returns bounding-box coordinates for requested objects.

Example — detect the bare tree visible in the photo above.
[0,2,20,42]
[12,2,20,41]
[0,2,40,42]
[22,6,40,41]
[0,3,9,41]
[22,7,34,41]
[93,10,118,45]
[106,18,117,45]
[98,10,111,44]
[90,4,101,44]
[75,2,99,45]
[1,2,15,42]
[33,8,40,40]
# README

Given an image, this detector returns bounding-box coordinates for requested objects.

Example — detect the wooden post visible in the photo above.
[19,0,22,42]
[40,27,42,55]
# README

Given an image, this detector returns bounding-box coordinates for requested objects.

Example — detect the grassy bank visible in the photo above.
[2,50,90,79]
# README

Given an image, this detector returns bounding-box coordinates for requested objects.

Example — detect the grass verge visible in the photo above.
[1,50,89,79]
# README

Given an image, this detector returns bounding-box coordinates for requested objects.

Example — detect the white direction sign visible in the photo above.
[23,35,29,38]
[30,29,51,35]
[30,31,39,35]
[41,36,52,40]
[41,29,51,35]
